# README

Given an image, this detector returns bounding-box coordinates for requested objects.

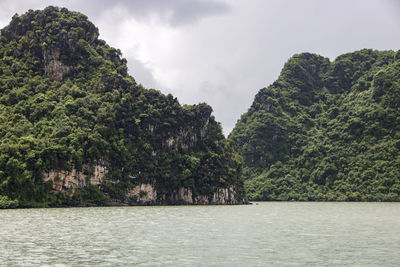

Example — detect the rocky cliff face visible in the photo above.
[0,7,246,208]
[126,183,244,205]
[43,170,244,205]
[43,165,107,194]
[230,50,400,201]
[127,184,245,205]
[43,48,71,81]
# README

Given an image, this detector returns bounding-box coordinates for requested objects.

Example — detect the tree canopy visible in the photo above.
[230,49,400,201]
[0,6,244,207]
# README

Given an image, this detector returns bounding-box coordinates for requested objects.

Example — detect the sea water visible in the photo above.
[1,202,399,266]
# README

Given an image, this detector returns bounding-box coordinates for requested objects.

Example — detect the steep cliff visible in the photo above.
[230,50,400,201]
[0,7,245,207]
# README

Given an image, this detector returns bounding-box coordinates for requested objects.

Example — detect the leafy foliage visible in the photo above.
[0,195,19,208]
[230,50,400,201]
[0,7,244,207]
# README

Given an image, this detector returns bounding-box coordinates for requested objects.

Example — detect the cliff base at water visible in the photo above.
[230,49,400,201]
[0,7,245,208]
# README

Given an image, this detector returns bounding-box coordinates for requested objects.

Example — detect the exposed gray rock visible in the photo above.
[43,48,70,81]
[43,165,107,195]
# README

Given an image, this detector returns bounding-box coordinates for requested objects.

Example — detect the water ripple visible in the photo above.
[0,202,399,266]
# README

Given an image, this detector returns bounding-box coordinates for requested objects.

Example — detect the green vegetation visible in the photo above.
[230,50,400,201]
[0,7,244,207]
[0,195,19,208]
[3,6,396,205]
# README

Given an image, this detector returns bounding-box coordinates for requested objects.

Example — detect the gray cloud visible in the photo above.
[86,0,231,26]
[1,0,400,136]
[2,0,230,26]
[126,55,163,90]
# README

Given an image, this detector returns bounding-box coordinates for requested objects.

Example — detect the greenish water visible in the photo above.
[0,202,399,266]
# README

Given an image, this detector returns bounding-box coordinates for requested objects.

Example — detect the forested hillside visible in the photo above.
[230,49,400,201]
[0,7,245,208]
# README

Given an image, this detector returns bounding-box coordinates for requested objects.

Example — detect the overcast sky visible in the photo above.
[1,0,399,135]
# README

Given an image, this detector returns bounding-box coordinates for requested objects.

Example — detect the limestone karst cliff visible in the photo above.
[230,50,400,201]
[0,6,245,207]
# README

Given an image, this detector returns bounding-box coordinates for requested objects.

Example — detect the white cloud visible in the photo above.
[1,0,400,135]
